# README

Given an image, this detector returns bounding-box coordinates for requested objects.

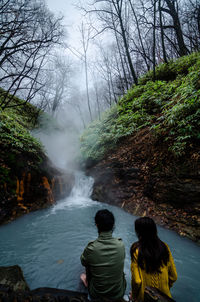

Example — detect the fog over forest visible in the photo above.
[1,0,199,132]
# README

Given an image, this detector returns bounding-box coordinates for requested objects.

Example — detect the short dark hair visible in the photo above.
[95,209,115,233]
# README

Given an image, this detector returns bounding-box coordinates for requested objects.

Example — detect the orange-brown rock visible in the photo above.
[0,156,74,225]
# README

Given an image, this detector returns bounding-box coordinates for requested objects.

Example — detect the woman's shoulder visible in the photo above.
[131,241,139,249]
[130,241,139,259]
[162,241,171,252]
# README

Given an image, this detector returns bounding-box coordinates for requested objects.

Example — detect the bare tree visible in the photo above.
[182,0,200,51]
[158,0,168,62]
[80,22,93,121]
[0,0,64,109]
[152,0,157,81]
[93,80,101,120]
[82,0,138,84]
[160,0,189,56]
[38,54,72,115]
[128,0,151,70]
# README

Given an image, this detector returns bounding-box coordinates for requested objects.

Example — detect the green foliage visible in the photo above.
[0,97,46,193]
[158,72,200,156]
[0,88,41,129]
[0,109,43,165]
[0,89,46,179]
[139,52,200,85]
[80,52,200,161]
[80,106,119,161]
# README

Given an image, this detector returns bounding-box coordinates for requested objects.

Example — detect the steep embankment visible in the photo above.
[80,53,200,243]
[0,91,74,224]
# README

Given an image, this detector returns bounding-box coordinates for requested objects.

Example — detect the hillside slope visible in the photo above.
[0,92,74,224]
[81,52,200,243]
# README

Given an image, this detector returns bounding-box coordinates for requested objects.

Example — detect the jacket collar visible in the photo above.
[98,231,113,239]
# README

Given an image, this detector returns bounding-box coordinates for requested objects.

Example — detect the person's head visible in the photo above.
[132,216,169,273]
[95,209,115,233]
[135,216,157,242]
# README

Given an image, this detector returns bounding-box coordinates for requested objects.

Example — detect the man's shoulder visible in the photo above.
[86,236,125,249]
[113,236,124,242]
[112,237,125,247]
[85,239,98,249]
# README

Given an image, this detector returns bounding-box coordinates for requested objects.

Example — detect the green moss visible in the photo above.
[0,89,48,198]
[80,52,200,161]
[139,52,200,85]
[0,109,43,159]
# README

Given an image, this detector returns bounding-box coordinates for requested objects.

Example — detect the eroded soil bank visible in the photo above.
[86,128,200,244]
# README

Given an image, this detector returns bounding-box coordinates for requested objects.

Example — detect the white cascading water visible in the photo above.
[51,172,96,211]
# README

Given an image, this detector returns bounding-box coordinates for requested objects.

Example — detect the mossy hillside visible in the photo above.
[80,52,200,161]
[0,93,44,191]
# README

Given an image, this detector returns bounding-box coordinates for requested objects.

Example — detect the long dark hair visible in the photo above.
[130,217,169,273]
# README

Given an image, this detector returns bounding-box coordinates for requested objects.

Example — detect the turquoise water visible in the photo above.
[0,172,199,301]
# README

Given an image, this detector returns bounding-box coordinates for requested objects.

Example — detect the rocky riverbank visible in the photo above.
[86,127,200,244]
[0,266,174,302]
[0,265,89,302]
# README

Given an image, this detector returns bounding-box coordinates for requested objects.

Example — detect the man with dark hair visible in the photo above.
[80,209,126,302]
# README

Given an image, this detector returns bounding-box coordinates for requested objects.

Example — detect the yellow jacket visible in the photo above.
[131,243,177,301]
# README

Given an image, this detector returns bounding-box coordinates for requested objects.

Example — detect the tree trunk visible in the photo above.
[163,0,189,56]
[114,28,129,91]
[128,0,150,71]
[153,0,157,81]
[158,0,168,63]
[197,5,200,35]
[113,0,138,85]
[84,57,93,122]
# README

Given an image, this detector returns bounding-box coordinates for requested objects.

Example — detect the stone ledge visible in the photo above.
[0,266,176,302]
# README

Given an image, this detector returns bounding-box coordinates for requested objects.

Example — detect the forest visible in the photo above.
[0,1,200,302]
[0,0,199,123]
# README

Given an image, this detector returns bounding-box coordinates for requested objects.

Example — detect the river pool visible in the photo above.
[0,172,199,302]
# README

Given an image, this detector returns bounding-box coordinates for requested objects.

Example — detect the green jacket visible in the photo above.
[80,231,126,300]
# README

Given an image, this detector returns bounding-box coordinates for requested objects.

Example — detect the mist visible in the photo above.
[33,110,82,171]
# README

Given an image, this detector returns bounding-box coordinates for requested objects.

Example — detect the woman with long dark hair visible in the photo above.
[130,217,177,302]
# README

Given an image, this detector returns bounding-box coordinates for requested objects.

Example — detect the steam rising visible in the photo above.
[33,111,81,171]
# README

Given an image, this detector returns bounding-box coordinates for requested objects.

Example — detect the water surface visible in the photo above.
[0,172,199,302]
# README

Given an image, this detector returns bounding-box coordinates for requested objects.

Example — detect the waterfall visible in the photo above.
[51,172,96,212]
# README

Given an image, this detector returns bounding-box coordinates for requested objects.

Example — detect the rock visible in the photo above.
[30,288,89,301]
[0,265,30,291]
[0,266,89,302]
[147,177,200,206]
[0,287,89,301]
[0,157,75,225]
[89,160,140,206]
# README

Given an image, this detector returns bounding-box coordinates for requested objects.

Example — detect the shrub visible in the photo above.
[80,52,200,161]
[139,52,200,85]
[0,109,43,161]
